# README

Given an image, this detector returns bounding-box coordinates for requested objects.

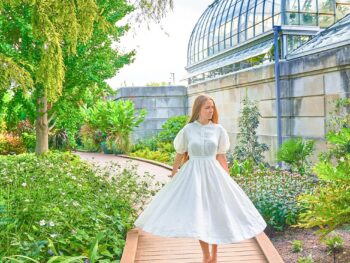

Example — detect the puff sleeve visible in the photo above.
[173,128,188,154]
[217,126,230,154]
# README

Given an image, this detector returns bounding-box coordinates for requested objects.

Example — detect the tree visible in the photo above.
[0,0,173,154]
[232,92,269,164]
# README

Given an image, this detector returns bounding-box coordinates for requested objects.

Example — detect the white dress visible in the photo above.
[134,120,267,244]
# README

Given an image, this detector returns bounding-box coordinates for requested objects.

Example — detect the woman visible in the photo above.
[134,94,267,263]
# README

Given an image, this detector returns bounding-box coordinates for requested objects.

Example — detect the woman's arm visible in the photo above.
[216,154,230,175]
[171,153,185,177]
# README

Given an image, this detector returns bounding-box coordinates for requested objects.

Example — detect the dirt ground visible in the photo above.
[269,226,350,263]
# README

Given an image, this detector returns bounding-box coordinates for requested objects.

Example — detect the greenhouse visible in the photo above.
[186,0,350,84]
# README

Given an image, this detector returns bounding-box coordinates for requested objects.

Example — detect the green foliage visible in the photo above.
[130,147,174,165]
[291,240,303,253]
[277,137,315,175]
[232,94,269,164]
[49,129,69,150]
[0,0,135,153]
[21,132,36,152]
[131,137,159,152]
[0,152,161,261]
[323,232,344,254]
[232,167,315,231]
[297,254,314,263]
[229,159,267,176]
[157,115,188,142]
[296,98,350,237]
[130,115,187,164]
[83,99,146,153]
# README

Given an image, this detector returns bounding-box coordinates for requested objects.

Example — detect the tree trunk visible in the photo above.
[35,96,49,154]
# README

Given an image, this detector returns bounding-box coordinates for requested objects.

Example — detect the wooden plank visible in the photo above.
[120,228,139,263]
[135,254,267,262]
[255,232,284,263]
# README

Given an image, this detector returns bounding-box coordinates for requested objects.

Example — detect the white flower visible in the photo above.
[72,201,79,207]
[61,192,66,196]
[22,182,27,187]
[339,157,345,162]
[39,220,46,226]
[50,233,58,238]
[48,221,55,227]
[71,176,77,180]
[71,229,77,235]
[24,199,30,202]
[77,183,82,187]
[49,178,54,182]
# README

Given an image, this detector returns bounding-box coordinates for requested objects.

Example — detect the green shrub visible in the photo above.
[232,167,316,231]
[49,129,69,150]
[291,239,303,253]
[131,137,159,152]
[157,115,188,142]
[297,255,314,263]
[130,148,174,165]
[83,100,146,153]
[21,132,36,152]
[324,232,344,254]
[232,94,269,165]
[277,137,315,175]
[296,98,350,237]
[0,152,160,261]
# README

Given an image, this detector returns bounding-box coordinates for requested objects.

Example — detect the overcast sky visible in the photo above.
[107,0,213,88]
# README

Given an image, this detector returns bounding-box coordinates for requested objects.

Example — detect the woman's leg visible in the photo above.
[210,244,218,263]
[199,240,211,263]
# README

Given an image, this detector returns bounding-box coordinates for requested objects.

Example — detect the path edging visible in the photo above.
[118,154,173,171]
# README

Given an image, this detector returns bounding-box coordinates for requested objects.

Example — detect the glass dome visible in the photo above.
[187,0,348,66]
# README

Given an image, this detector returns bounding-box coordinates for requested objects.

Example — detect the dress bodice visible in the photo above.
[173,120,230,157]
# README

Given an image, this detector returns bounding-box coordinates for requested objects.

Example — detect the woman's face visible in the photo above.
[199,99,215,120]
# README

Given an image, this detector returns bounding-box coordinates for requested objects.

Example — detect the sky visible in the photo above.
[107,0,213,88]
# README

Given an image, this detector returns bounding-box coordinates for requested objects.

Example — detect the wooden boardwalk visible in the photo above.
[121,228,284,263]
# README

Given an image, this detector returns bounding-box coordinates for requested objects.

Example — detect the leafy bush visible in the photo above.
[232,167,316,231]
[49,129,69,150]
[291,240,303,253]
[131,137,159,152]
[277,137,315,175]
[0,133,26,154]
[296,98,350,237]
[297,255,314,263]
[324,232,344,254]
[21,132,36,152]
[83,99,146,153]
[0,152,160,261]
[232,94,269,165]
[130,115,187,162]
[157,115,188,142]
[78,124,103,152]
[130,147,175,165]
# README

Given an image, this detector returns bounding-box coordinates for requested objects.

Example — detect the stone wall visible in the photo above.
[188,45,350,164]
[112,86,188,143]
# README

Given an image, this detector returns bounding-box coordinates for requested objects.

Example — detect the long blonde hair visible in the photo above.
[181,94,219,164]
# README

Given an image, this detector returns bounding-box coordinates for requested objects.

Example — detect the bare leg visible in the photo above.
[199,240,211,263]
[210,244,218,263]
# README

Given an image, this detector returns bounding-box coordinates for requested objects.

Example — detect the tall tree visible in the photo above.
[0,0,173,154]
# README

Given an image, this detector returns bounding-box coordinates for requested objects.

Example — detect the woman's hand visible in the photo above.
[170,153,185,177]
[170,168,178,177]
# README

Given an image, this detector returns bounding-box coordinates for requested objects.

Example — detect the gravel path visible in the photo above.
[74,151,172,187]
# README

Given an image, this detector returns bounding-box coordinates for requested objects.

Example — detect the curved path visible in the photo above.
[75,151,172,187]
